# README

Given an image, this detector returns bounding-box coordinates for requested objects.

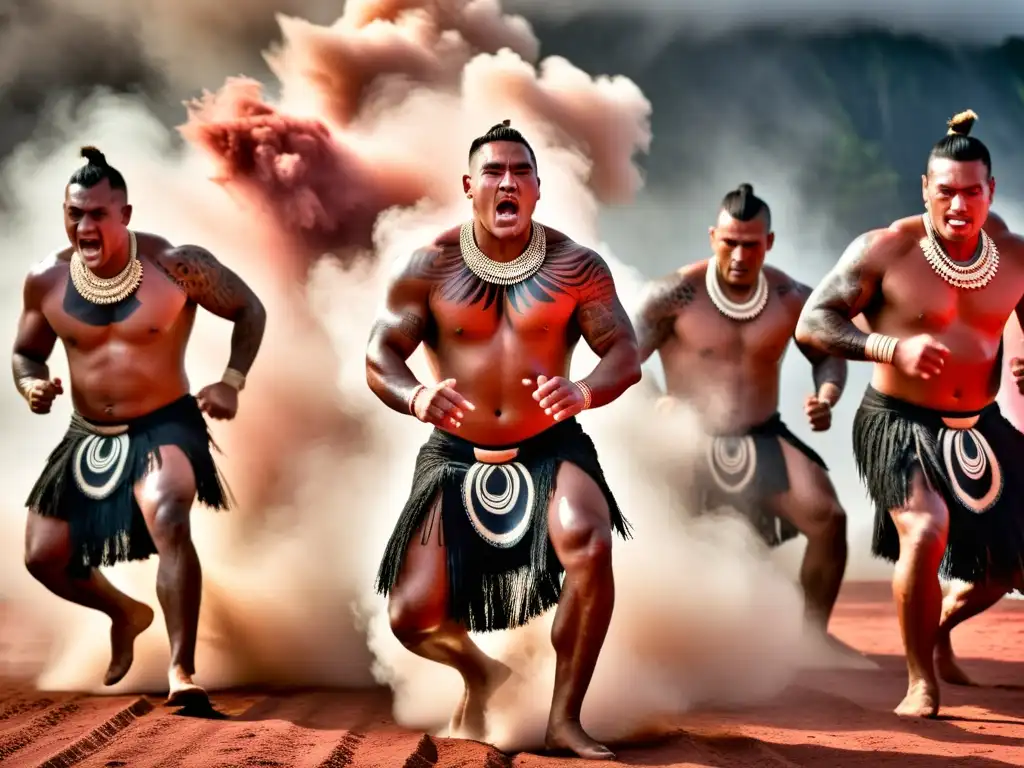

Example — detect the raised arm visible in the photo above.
[12,266,61,411]
[365,248,435,415]
[632,272,695,363]
[785,278,848,406]
[158,245,267,382]
[574,251,642,408]
[794,231,891,361]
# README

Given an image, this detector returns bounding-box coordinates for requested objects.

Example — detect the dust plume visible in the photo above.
[0,0,855,752]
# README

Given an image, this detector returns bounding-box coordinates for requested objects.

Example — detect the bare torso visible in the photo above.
[35,233,197,421]
[858,215,1024,412]
[413,226,604,446]
[649,262,808,433]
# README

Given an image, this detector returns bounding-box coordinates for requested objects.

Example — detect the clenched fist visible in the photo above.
[23,377,62,414]
[804,394,832,432]
[1010,357,1024,394]
[892,334,950,380]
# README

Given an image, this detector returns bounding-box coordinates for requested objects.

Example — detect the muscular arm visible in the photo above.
[786,279,847,406]
[794,231,887,361]
[11,268,58,400]
[575,252,642,408]
[632,272,696,363]
[365,248,434,414]
[159,246,267,377]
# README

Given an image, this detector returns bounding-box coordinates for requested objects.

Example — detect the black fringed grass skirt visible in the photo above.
[26,394,230,579]
[698,412,826,547]
[374,417,630,633]
[853,385,1024,586]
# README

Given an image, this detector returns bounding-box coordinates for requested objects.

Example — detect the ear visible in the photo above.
[988,176,996,201]
[921,173,929,204]
[708,226,715,248]
[121,204,133,225]
[766,232,775,251]
[462,174,472,198]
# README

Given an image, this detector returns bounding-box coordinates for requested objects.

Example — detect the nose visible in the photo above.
[950,194,966,211]
[499,170,516,191]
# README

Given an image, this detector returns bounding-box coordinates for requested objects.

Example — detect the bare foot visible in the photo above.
[165,665,209,708]
[894,678,939,718]
[546,719,615,760]
[449,658,513,741]
[936,636,977,686]
[103,601,155,686]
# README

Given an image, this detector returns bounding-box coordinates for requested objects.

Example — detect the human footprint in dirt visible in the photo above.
[366,121,640,759]
[796,110,1024,718]
[14,147,266,707]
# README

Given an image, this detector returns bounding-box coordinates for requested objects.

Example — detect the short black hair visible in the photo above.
[67,146,128,196]
[720,183,771,231]
[468,119,538,173]
[927,109,991,177]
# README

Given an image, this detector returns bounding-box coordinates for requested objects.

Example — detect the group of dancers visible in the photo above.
[11,109,1024,760]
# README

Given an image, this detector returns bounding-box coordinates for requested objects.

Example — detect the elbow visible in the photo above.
[794,314,817,349]
[621,345,643,388]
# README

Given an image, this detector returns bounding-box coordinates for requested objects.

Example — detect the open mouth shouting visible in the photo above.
[945,216,971,235]
[78,236,102,261]
[495,198,520,227]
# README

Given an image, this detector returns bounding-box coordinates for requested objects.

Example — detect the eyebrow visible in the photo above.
[481,161,533,171]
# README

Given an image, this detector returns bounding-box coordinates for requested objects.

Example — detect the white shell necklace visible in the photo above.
[920,213,998,290]
[459,221,546,285]
[705,261,769,321]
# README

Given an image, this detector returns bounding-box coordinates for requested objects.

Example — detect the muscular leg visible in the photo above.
[889,470,949,718]
[387,496,509,741]
[934,579,1009,685]
[764,440,848,633]
[24,512,154,685]
[544,462,615,761]
[134,446,205,706]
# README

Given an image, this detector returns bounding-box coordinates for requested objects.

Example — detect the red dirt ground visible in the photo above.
[1,580,1022,767]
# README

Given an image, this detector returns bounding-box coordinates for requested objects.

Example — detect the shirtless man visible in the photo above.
[366,120,639,760]
[633,183,849,638]
[14,147,266,706]
[795,110,1024,718]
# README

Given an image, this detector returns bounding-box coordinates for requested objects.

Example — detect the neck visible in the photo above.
[939,233,981,263]
[473,219,532,263]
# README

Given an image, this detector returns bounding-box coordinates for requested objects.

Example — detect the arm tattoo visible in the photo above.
[158,246,267,375]
[795,233,879,361]
[634,275,696,359]
[576,251,635,357]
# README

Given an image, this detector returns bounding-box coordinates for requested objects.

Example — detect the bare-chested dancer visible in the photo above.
[796,110,1024,718]
[14,147,266,706]
[366,120,639,760]
[633,183,849,639]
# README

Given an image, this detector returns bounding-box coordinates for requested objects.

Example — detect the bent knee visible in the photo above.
[388,593,444,647]
[25,541,68,578]
[893,507,948,552]
[804,503,847,541]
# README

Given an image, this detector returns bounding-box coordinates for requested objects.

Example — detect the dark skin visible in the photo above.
[795,156,1024,718]
[365,140,640,760]
[634,210,849,636]
[13,178,266,706]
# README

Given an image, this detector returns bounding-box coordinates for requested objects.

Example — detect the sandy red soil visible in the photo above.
[1,580,1022,767]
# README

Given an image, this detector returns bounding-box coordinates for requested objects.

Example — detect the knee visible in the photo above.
[388,592,441,648]
[148,494,194,549]
[554,504,613,573]
[24,541,64,580]
[900,513,948,553]
[807,503,847,543]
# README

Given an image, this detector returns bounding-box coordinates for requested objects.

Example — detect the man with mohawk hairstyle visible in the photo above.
[633,182,852,650]
[797,109,1024,718]
[366,119,639,759]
